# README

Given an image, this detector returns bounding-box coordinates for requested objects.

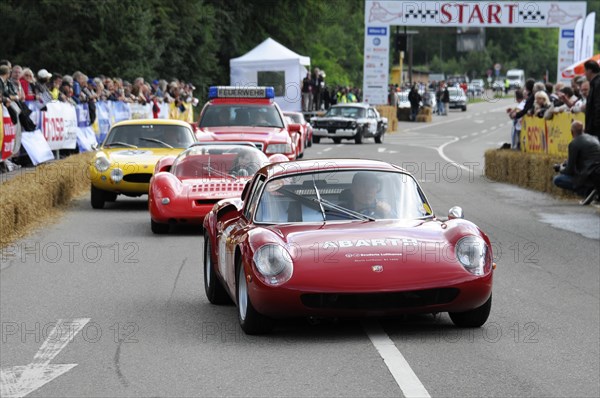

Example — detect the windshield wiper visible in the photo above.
[311,175,326,221]
[203,165,236,181]
[317,197,375,222]
[139,137,173,148]
[278,187,374,222]
[105,141,138,148]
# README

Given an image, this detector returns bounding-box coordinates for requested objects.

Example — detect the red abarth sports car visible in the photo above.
[203,159,495,334]
[148,142,287,234]
[195,86,302,160]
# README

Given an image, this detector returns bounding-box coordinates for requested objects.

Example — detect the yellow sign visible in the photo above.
[521,116,546,154]
[546,112,571,157]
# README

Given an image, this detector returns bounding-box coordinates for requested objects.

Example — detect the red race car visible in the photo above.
[195,86,302,160]
[148,142,287,234]
[203,159,495,334]
[283,111,313,155]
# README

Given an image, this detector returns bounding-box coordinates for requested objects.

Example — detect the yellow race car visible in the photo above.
[89,119,196,209]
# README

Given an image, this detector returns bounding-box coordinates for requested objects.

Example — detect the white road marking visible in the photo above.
[461,135,468,139]
[378,147,387,153]
[322,147,332,152]
[389,150,398,154]
[364,322,431,398]
[473,119,484,124]
[471,132,479,136]
[482,129,488,133]
[1,318,90,398]
[437,137,472,172]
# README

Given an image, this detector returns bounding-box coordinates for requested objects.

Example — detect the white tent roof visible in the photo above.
[230,38,310,66]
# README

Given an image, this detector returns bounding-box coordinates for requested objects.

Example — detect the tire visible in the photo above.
[91,185,106,209]
[462,106,467,112]
[333,138,341,144]
[354,128,363,144]
[237,259,274,334]
[151,219,170,234]
[449,295,492,327]
[307,136,312,147]
[204,233,231,304]
[374,132,384,144]
[105,192,117,202]
[312,136,320,144]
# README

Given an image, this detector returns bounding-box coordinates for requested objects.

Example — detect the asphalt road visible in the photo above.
[1,98,599,397]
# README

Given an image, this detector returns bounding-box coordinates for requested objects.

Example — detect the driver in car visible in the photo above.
[230,149,259,177]
[341,172,392,218]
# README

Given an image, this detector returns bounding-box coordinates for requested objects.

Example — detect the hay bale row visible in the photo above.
[375,105,398,132]
[0,152,94,247]
[484,149,577,199]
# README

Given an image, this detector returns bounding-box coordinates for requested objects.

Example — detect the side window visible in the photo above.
[368,109,377,119]
[243,176,266,220]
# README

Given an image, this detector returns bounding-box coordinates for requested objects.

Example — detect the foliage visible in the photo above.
[0,0,597,89]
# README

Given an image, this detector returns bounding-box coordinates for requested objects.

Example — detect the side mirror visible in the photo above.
[288,123,301,133]
[448,206,464,220]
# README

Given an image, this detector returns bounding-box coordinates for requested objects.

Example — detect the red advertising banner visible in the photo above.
[1,106,17,160]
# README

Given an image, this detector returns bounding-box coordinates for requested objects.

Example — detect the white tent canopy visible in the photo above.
[230,38,310,112]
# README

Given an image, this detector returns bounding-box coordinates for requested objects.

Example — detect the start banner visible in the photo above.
[546,112,572,156]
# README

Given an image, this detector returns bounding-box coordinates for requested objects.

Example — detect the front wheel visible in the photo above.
[354,128,363,144]
[449,295,492,327]
[151,219,169,234]
[312,136,321,144]
[462,106,467,112]
[237,261,274,334]
[332,138,342,144]
[204,233,231,304]
[91,185,107,209]
[375,132,384,144]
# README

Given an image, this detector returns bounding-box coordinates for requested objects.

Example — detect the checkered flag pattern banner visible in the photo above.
[519,9,545,21]
[404,8,438,21]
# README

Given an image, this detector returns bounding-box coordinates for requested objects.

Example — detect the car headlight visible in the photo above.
[253,244,293,285]
[350,122,357,129]
[110,168,124,183]
[266,144,292,154]
[94,156,111,172]
[455,236,490,276]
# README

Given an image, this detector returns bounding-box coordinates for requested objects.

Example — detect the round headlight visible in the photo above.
[94,156,110,172]
[110,168,124,183]
[253,244,293,285]
[455,236,490,276]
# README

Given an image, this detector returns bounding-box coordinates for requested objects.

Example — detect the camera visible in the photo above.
[553,163,560,172]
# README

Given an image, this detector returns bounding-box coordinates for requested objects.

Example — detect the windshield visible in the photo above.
[105,124,194,148]
[171,145,268,179]
[254,170,432,223]
[324,107,366,119]
[507,74,520,80]
[285,113,303,123]
[200,104,284,128]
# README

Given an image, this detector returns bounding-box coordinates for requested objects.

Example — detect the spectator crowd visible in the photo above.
[301,67,362,112]
[0,59,198,126]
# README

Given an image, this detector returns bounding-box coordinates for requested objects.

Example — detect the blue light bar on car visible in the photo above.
[208,86,275,99]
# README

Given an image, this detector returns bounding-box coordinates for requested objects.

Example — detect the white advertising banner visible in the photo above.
[363,26,391,105]
[20,130,54,165]
[557,28,576,84]
[41,102,78,150]
[581,12,596,60]
[364,1,587,102]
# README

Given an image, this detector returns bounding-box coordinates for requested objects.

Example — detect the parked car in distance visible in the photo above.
[447,86,467,111]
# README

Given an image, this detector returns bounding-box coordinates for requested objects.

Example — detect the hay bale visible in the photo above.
[0,152,93,247]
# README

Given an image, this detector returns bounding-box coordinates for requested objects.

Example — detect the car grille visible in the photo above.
[315,120,353,129]
[190,182,246,193]
[123,173,153,183]
[300,288,459,310]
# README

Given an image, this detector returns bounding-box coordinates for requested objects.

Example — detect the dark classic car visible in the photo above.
[310,103,388,144]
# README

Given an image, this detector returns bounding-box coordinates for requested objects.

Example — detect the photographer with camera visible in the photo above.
[553,121,600,205]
